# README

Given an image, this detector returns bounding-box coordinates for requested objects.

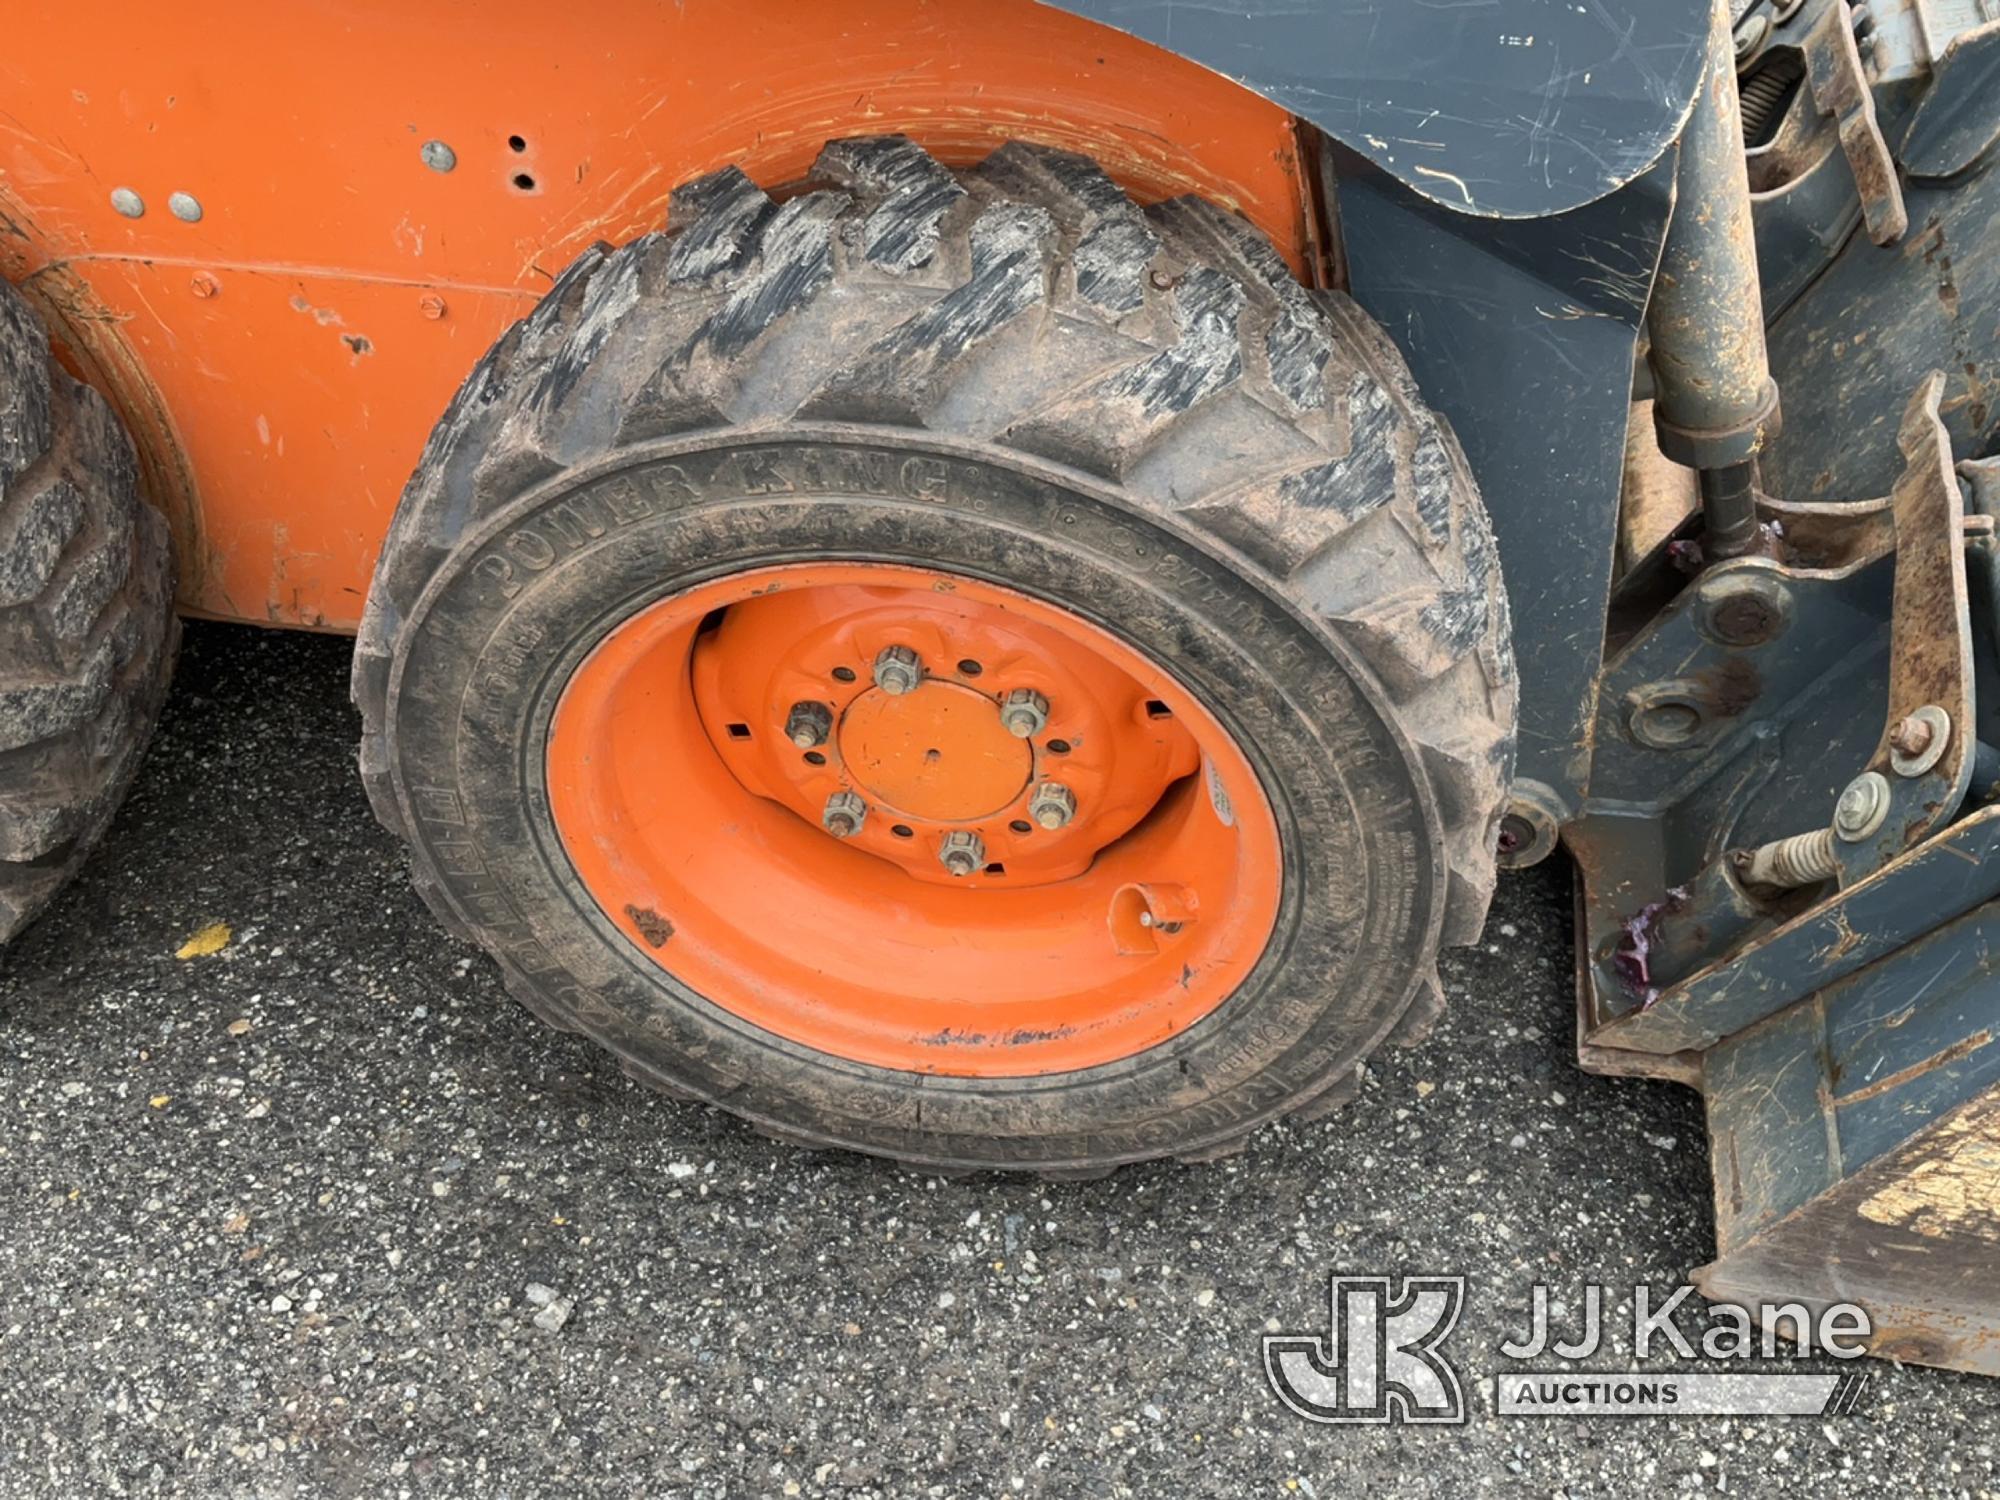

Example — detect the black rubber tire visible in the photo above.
[353,137,1515,1170]
[0,279,176,941]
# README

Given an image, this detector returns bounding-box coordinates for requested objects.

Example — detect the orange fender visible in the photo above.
[0,1,1315,628]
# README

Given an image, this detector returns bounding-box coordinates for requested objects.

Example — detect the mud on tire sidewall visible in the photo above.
[385,429,1446,1168]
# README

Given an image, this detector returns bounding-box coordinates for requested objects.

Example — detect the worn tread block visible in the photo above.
[800,202,1058,423]
[680,193,853,366]
[814,136,968,273]
[665,167,777,282]
[47,533,132,649]
[0,477,84,608]
[977,141,1160,314]
[0,797,77,862]
[0,612,116,752]
[1002,265,1245,476]
[1150,195,1329,412]
[0,283,53,496]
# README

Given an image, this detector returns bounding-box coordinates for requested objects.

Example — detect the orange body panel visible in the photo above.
[0,2,1310,629]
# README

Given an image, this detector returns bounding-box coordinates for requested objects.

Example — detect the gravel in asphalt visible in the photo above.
[1,623,1993,1497]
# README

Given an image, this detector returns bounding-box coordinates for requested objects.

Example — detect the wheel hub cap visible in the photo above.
[837,680,1031,825]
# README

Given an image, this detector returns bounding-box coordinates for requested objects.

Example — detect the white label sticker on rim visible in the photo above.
[1205,757,1235,828]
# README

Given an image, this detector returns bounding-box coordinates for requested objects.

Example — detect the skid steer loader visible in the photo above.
[1,0,1994,1375]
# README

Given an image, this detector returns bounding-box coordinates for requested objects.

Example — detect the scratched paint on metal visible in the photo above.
[1592,806,2000,1054]
[1700,1077,2000,1377]
[1053,0,1712,218]
[1760,164,2000,502]
[1857,1105,2000,1241]
[1705,894,2000,1243]
[1331,148,1676,804]
[1702,932,2000,1380]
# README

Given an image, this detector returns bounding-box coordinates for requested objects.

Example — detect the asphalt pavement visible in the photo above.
[0,622,1993,1498]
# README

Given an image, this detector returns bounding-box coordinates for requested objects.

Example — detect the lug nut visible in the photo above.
[822,790,866,838]
[1028,782,1076,831]
[873,645,921,696]
[938,830,985,877]
[1000,688,1050,739]
[786,701,833,748]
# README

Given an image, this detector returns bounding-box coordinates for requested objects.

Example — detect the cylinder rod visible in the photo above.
[1699,462,1762,559]
[1646,0,1782,558]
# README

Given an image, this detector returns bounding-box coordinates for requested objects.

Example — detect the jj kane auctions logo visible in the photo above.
[1264,1276,1873,1423]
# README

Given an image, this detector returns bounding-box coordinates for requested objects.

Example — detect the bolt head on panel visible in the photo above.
[1834,771,1892,841]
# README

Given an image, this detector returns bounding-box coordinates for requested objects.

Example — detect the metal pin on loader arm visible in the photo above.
[1646,0,1783,560]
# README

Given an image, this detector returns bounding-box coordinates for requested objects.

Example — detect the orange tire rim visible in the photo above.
[545,562,1282,1076]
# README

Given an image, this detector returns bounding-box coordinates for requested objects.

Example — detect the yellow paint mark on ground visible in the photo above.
[175,922,231,959]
